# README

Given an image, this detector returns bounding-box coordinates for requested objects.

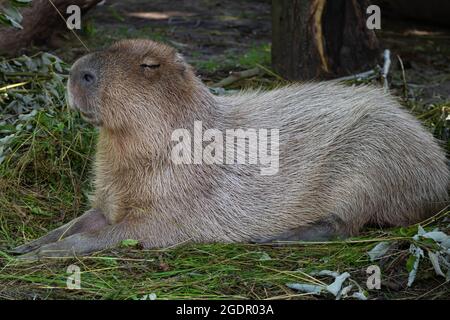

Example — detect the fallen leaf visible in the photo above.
[407,244,424,287]
[286,283,323,294]
[368,241,392,261]
[326,272,351,296]
[428,251,446,278]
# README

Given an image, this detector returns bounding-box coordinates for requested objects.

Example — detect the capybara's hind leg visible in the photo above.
[12,208,107,254]
[257,215,349,243]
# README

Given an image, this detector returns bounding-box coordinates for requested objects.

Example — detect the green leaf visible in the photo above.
[406,255,416,273]
[399,225,421,237]
[1,6,23,29]
[121,239,140,247]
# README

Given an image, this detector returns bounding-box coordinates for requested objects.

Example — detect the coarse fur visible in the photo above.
[14,39,449,258]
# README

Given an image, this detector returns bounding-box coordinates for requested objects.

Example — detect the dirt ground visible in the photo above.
[379,19,450,104]
[55,0,271,80]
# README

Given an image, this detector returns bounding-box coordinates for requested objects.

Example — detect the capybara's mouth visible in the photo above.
[79,110,101,125]
[66,80,79,111]
[67,83,101,125]
[79,110,95,120]
[79,109,102,126]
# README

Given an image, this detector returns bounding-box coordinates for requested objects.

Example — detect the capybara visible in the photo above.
[14,39,449,259]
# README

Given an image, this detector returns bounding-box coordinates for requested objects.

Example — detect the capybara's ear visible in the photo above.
[140,55,161,74]
[174,52,187,73]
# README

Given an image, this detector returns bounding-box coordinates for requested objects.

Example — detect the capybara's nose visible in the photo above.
[80,70,96,86]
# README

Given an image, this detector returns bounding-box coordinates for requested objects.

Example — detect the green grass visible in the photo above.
[0,49,449,300]
[192,43,271,75]
[238,43,271,68]
[0,221,448,299]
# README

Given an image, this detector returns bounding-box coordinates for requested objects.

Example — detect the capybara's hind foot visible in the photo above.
[254,216,349,243]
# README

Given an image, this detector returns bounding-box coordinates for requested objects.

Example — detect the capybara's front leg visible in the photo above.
[12,208,107,254]
[16,217,167,260]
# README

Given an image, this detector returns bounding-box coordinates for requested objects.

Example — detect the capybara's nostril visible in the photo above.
[80,70,96,86]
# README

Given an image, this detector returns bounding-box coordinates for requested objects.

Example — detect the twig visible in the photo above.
[255,63,285,82]
[397,55,408,99]
[406,83,440,89]
[0,81,29,92]
[336,49,392,88]
[211,67,263,88]
[46,0,90,52]
[382,49,391,92]
[416,105,441,120]
[335,70,376,82]
[2,71,54,78]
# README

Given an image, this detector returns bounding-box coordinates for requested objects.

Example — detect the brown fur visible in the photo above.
[14,39,449,259]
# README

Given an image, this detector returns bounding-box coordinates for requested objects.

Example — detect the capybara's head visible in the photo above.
[68,39,199,130]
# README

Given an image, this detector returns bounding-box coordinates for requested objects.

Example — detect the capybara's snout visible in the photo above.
[67,54,103,125]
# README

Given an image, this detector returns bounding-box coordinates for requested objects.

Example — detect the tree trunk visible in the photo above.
[272,0,380,80]
[0,0,101,56]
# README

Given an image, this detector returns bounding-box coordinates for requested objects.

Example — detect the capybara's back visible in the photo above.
[216,82,449,240]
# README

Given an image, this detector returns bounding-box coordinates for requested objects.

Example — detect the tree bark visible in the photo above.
[272,0,380,80]
[0,0,101,56]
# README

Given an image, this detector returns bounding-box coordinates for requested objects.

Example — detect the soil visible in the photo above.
[54,0,272,80]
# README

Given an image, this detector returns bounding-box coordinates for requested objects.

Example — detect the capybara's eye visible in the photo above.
[81,71,96,85]
[140,63,160,69]
[83,73,94,83]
